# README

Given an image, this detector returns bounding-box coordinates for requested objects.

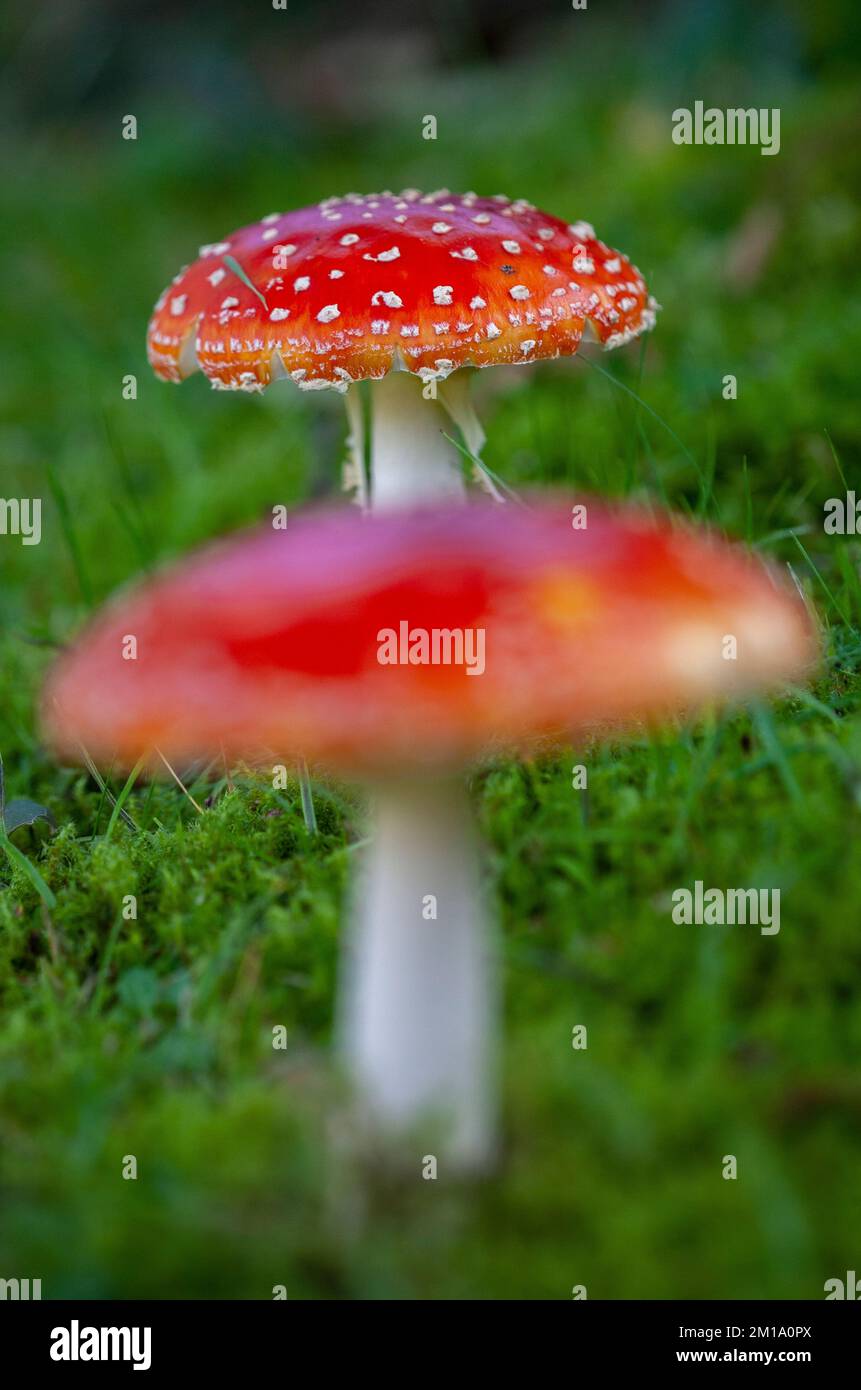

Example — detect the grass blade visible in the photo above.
[750,702,802,804]
[792,534,850,626]
[222,255,269,312]
[78,745,139,831]
[104,756,146,842]
[155,748,205,815]
[297,758,318,835]
[45,460,93,608]
[576,353,703,484]
[0,830,57,908]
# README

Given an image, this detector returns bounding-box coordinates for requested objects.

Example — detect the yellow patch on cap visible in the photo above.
[534,571,600,630]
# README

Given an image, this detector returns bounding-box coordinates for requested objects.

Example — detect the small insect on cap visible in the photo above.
[43,500,816,776]
[146,190,659,394]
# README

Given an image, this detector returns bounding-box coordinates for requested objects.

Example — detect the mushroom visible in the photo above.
[42,498,817,1168]
[147,191,658,508]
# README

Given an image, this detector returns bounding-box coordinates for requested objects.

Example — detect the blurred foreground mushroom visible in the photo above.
[43,500,816,1167]
[147,191,657,507]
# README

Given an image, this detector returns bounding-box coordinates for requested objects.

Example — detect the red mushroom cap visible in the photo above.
[43,500,816,775]
[147,191,658,392]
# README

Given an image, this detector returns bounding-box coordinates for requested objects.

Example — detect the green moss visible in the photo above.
[1,2,860,1299]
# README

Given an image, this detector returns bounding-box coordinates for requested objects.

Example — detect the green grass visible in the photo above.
[1,2,861,1298]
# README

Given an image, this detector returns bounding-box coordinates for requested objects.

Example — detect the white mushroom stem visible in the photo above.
[368,371,467,507]
[336,368,500,1166]
[341,384,368,508]
[343,368,504,508]
[340,776,497,1169]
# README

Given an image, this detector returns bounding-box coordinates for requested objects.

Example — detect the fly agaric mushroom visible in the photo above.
[42,500,816,1166]
[147,190,657,507]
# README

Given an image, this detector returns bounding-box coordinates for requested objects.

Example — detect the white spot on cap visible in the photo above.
[451,247,479,261]
[363,246,401,263]
[329,269,344,279]
[400,325,419,337]
[370,319,390,333]
[270,307,290,321]
[371,290,403,308]
[470,295,486,309]
[432,222,452,234]
[509,285,531,300]
[220,296,239,309]
[486,323,502,339]
[433,285,454,305]
[273,244,296,257]
[339,233,360,245]
[261,213,281,224]
[207,268,226,286]
[316,304,340,323]
[520,339,537,353]
[551,286,566,297]
[472,213,491,224]
[501,239,521,254]
[542,265,558,277]
[199,241,230,257]
[604,257,622,273]
[294,276,311,292]
[261,228,278,241]
[568,221,595,239]
[573,254,595,273]
[619,296,638,312]
[169,295,187,316]
[433,322,449,334]
[537,228,554,241]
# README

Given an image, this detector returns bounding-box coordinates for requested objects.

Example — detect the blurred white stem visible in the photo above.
[369,372,466,507]
[340,777,496,1169]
